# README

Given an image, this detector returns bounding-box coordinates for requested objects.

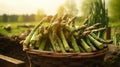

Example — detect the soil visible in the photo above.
[0,34,27,61]
[0,34,120,67]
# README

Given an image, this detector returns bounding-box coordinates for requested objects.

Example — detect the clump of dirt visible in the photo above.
[104,45,120,67]
[0,34,27,61]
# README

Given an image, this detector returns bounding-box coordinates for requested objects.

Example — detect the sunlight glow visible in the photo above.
[0,0,83,15]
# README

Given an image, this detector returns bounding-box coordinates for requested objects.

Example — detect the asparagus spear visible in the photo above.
[85,23,101,31]
[38,39,47,50]
[71,35,80,53]
[87,34,104,49]
[90,33,112,44]
[67,16,76,25]
[23,17,47,51]
[30,29,39,43]
[85,37,97,51]
[79,46,86,52]
[49,32,57,52]
[60,31,70,51]
[113,33,119,46]
[56,35,66,53]
[80,38,92,52]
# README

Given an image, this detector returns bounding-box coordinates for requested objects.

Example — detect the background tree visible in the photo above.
[8,15,18,22]
[35,9,46,21]
[23,15,30,22]
[80,0,93,18]
[29,14,35,22]
[108,0,120,22]
[57,5,65,18]
[63,0,78,17]
[0,16,2,22]
[2,14,8,22]
[18,15,24,22]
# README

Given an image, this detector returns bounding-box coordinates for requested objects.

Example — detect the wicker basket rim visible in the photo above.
[26,47,108,59]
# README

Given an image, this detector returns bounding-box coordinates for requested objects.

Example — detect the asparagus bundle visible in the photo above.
[84,0,109,38]
[22,0,111,53]
[22,15,112,53]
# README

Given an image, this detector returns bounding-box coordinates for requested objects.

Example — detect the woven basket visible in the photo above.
[26,47,108,67]
[25,28,110,67]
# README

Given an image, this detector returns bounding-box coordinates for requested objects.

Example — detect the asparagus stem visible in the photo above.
[39,39,47,50]
[71,36,80,52]
[87,34,104,49]
[60,31,70,51]
[23,17,47,51]
[86,37,97,51]
[49,33,57,52]
[80,38,92,52]
[56,35,66,53]
[79,46,86,52]
[90,33,112,44]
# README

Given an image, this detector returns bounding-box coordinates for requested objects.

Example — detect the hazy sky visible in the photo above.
[0,0,83,15]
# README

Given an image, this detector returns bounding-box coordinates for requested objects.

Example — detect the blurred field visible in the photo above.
[0,22,39,37]
[109,22,120,37]
[0,22,120,37]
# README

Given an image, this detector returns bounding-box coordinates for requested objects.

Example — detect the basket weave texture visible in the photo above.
[27,48,108,67]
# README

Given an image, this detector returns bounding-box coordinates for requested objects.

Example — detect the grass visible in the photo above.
[0,22,40,37]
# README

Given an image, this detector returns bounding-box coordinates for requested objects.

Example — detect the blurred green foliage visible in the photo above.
[108,0,120,22]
